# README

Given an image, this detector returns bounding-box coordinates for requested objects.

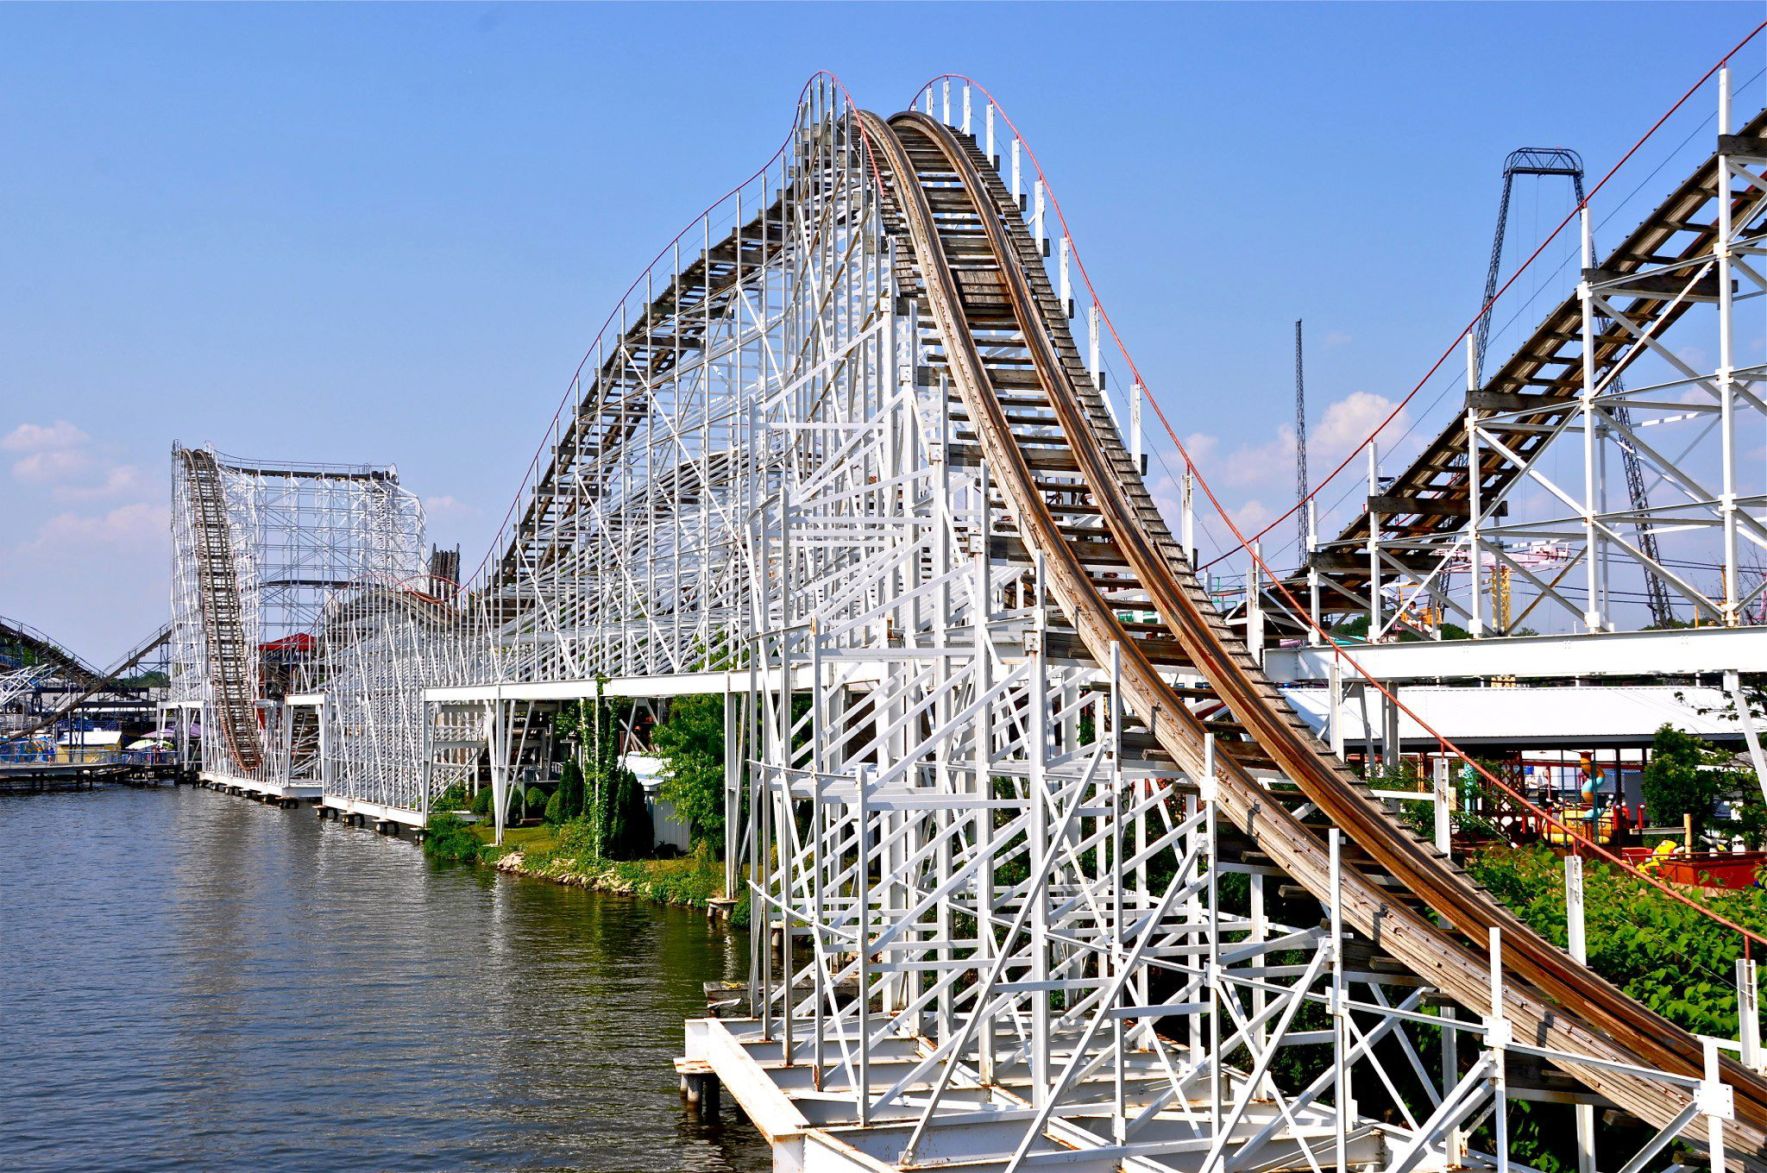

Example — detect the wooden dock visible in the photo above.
[0,760,184,795]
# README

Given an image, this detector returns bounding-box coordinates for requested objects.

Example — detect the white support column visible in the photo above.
[1466,334,1486,638]
[1330,827,1350,1173]
[1130,379,1144,473]
[1566,855,1596,1173]
[1182,466,1196,568]
[1578,206,1603,633]
[1367,442,1382,637]
[1433,755,1452,858]
[1725,670,1767,806]
[1088,302,1103,392]
[1328,657,1345,760]
[1488,926,1511,1173]
[1717,65,1740,626]
[1704,1039,1733,1173]
[724,683,739,900]
[1246,541,1264,667]
[1382,683,1401,769]
[856,762,872,1126]
[1308,499,1322,647]
[1058,235,1073,319]
[1739,957,1761,1075]
[1028,554,1052,1105]
[1206,737,1223,1135]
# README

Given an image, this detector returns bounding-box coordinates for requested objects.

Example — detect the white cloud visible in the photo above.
[21,502,170,554]
[424,494,480,518]
[1324,331,1353,349]
[1221,425,1297,488]
[1180,432,1218,468]
[1315,390,1406,455]
[53,464,148,503]
[2,420,88,453]
[1231,499,1274,531]
[11,447,93,484]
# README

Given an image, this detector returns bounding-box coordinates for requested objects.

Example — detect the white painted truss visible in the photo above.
[165,69,1767,1172]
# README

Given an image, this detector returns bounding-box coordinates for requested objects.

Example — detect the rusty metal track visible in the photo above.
[861,107,1767,1160]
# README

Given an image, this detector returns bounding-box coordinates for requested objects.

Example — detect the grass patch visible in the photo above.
[424,811,740,922]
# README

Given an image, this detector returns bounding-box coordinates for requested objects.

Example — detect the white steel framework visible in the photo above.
[167,68,1767,1173]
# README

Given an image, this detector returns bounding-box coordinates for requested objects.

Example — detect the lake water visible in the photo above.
[0,785,769,1172]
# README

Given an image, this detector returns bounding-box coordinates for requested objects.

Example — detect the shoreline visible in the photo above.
[430,816,745,923]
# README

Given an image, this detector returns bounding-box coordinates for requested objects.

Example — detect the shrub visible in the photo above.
[470,784,494,816]
[422,813,483,864]
[653,693,725,848]
[555,758,585,823]
[432,782,469,811]
[600,764,652,859]
[1463,845,1766,1038]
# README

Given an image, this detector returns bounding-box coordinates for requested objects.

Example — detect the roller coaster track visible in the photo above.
[488,198,785,617]
[8,622,171,740]
[177,447,262,774]
[0,614,104,690]
[860,107,1767,1159]
[1291,108,1767,630]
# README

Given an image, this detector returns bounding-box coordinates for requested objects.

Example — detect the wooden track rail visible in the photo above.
[861,106,1767,1161]
[178,448,263,775]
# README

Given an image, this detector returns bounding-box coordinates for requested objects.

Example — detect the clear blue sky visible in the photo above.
[1,2,1759,661]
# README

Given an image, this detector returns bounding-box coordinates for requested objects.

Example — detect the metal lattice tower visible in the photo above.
[1294,318,1309,562]
[1474,148,1674,628]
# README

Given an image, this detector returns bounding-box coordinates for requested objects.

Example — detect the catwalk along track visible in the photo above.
[858,106,1767,1160]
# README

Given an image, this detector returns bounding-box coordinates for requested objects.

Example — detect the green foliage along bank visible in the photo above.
[1464,845,1766,1038]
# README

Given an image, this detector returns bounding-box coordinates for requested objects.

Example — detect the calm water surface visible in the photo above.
[0,785,770,1172]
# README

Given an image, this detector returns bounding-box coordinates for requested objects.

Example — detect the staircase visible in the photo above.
[179,449,262,774]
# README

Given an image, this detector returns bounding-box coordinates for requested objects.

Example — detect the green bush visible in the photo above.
[653,693,725,848]
[600,764,652,859]
[470,785,493,816]
[523,785,548,818]
[422,813,483,864]
[553,759,585,823]
[432,782,469,811]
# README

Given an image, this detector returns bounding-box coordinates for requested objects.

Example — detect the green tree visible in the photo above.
[599,764,652,859]
[653,693,726,849]
[551,758,585,825]
[1642,724,1735,835]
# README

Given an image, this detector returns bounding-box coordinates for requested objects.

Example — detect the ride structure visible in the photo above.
[165,61,1767,1173]
[166,446,436,815]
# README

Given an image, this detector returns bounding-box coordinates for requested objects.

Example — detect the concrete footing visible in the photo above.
[676,1059,722,1121]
